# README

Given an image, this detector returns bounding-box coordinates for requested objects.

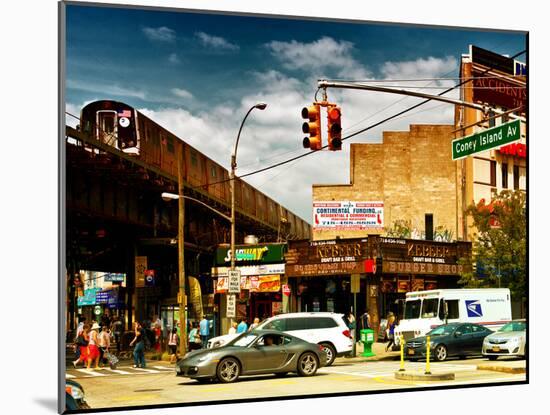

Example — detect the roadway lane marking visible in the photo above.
[65,373,75,379]
[75,368,107,376]
[132,367,162,373]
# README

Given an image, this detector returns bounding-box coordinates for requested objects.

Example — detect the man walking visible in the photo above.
[237,319,248,333]
[199,315,210,349]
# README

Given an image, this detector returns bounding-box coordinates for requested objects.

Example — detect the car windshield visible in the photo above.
[230,334,259,347]
[421,299,439,318]
[404,300,421,319]
[428,325,455,336]
[499,322,526,332]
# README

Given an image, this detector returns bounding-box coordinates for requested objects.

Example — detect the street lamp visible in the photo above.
[230,103,267,273]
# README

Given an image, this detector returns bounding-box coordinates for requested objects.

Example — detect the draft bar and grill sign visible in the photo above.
[452,120,521,160]
[313,201,384,230]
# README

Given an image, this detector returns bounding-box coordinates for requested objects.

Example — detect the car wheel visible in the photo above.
[216,357,240,383]
[434,344,448,362]
[274,372,288,378]
[298,352,319,377]
[320,343,336,366]
[487,355,498,361]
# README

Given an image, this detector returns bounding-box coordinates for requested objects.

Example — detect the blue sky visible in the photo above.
[65,3,526,223]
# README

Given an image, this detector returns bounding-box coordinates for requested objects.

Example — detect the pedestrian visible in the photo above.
[249,317,260,331]
[188,322,202,350]
[98,325,111,366]
[129,322,146,368]
[228,321,237,334]
[168,327,179,363]
[101,311,111,329]
[385,312,396,352]
[347,312,356,341]
[111,316,123,354]
[236,319,248,333]
[86,322,101,370]
[199,315,210,349]
[73,317,86,362]
[72,323,90,368]
[153,323,162,353]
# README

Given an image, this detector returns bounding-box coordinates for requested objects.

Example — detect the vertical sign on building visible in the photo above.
[135,256,147,288]
[228,270,241,294]
[226,294,236,318]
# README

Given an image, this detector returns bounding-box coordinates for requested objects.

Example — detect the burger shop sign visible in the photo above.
[285,239,368,277]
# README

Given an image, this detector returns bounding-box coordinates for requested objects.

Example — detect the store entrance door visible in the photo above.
[253,300,272,321]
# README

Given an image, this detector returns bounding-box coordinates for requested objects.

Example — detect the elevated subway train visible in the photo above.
[79,100,311,239]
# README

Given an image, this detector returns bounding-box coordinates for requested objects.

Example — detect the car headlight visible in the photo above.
[66,385,85,400]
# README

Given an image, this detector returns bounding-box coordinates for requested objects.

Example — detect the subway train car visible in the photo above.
[78,100,310,240]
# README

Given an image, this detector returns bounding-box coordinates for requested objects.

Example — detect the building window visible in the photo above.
[488,111,495,128]
[513,165,520,189]
[211,166,217,178]
[501,163,508,189]
[490,160,497,187]
[166,136,174,153]
[191,150,197,166]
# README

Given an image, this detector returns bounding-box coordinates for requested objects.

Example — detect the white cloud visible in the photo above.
[67,79,147,100]
[65,102,80,128]
[142,26,176,42]
[168,53,180,64]
[195,32,239,51]
[381,56,457,80]
[171,88,194,100]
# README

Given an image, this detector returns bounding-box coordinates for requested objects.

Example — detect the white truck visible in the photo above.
[394,288,512,346]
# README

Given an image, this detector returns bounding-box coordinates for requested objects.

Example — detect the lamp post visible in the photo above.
[161,190,231,356]
[230,103,267,273]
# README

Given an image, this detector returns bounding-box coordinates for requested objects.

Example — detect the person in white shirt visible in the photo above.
[228,321,237,334]
[98,325,111,367]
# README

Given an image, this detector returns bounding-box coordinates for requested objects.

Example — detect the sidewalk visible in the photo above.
[476,359,526,374]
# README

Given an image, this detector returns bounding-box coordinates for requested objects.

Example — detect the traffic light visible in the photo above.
[302,104,322,150]
[327,105,342,151]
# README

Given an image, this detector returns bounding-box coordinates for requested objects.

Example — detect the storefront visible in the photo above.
[212,243,287,334]
[366,235,472,331]
[285,238,369,316]
[76,271,127,325]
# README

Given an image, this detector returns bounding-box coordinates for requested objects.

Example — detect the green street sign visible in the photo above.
[452,119,521,160]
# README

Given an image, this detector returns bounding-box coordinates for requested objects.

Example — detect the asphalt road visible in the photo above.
[66,357,526,410]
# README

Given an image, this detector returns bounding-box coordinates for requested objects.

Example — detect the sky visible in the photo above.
[64,3,526,223]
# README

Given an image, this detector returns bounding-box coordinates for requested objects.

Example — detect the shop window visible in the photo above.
[502,163,508,189]
[490,160,497,187]
[513,165,520,189]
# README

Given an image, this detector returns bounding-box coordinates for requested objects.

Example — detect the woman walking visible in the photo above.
[188,322,202,350]
[168,327,179,363]
[129,322,146,368]
[72,324,90,368]
[86,322,101,370]
[385,313,397,352]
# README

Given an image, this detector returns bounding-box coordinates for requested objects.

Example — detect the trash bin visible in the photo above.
[360,329,376,357]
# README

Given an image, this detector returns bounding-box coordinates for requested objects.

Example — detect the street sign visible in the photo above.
[351,274,361,293]
[228,270,241,294]
[452,120,521,160]
[226,294,236,318]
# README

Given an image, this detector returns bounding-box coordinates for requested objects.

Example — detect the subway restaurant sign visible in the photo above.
[452,120,521,160]
[215,243,286,266]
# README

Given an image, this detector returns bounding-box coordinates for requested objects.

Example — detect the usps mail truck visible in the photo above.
[394,288,511,345]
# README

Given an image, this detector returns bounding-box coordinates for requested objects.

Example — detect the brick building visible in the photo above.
[313,124,461,242]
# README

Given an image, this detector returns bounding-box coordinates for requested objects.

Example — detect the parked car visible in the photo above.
[482,319,526,360]
[207,312,352,365]
[405,322,493,362]
[65,379,90,410]
[176,329,327,383]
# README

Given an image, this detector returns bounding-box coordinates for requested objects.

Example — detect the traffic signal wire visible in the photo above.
[237,48,526,181]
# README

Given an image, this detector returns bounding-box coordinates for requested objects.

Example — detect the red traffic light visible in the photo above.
[327,105,342,151]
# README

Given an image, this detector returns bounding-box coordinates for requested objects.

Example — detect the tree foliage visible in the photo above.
[459,190,526,302]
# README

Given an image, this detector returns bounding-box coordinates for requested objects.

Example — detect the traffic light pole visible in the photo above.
[317,80,526,122]
[177,146,187,357]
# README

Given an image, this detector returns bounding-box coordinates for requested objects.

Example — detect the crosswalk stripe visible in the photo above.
[152,366,174,371]
[104,368,132,375]
[132,367,161,373]
[75,369,107,377]
[65,373,75,379]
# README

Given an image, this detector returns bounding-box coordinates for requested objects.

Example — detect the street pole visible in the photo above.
[229,103,267,329]
[177,146,187,357]
[352,292,357,357]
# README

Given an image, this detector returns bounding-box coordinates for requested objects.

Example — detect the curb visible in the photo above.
[476,365,526,374]
[395,371,455,381]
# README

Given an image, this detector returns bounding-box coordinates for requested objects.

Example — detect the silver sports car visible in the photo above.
[176,329,327,383]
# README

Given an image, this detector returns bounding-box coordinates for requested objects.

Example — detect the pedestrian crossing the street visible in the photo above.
[66,364,176,379]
